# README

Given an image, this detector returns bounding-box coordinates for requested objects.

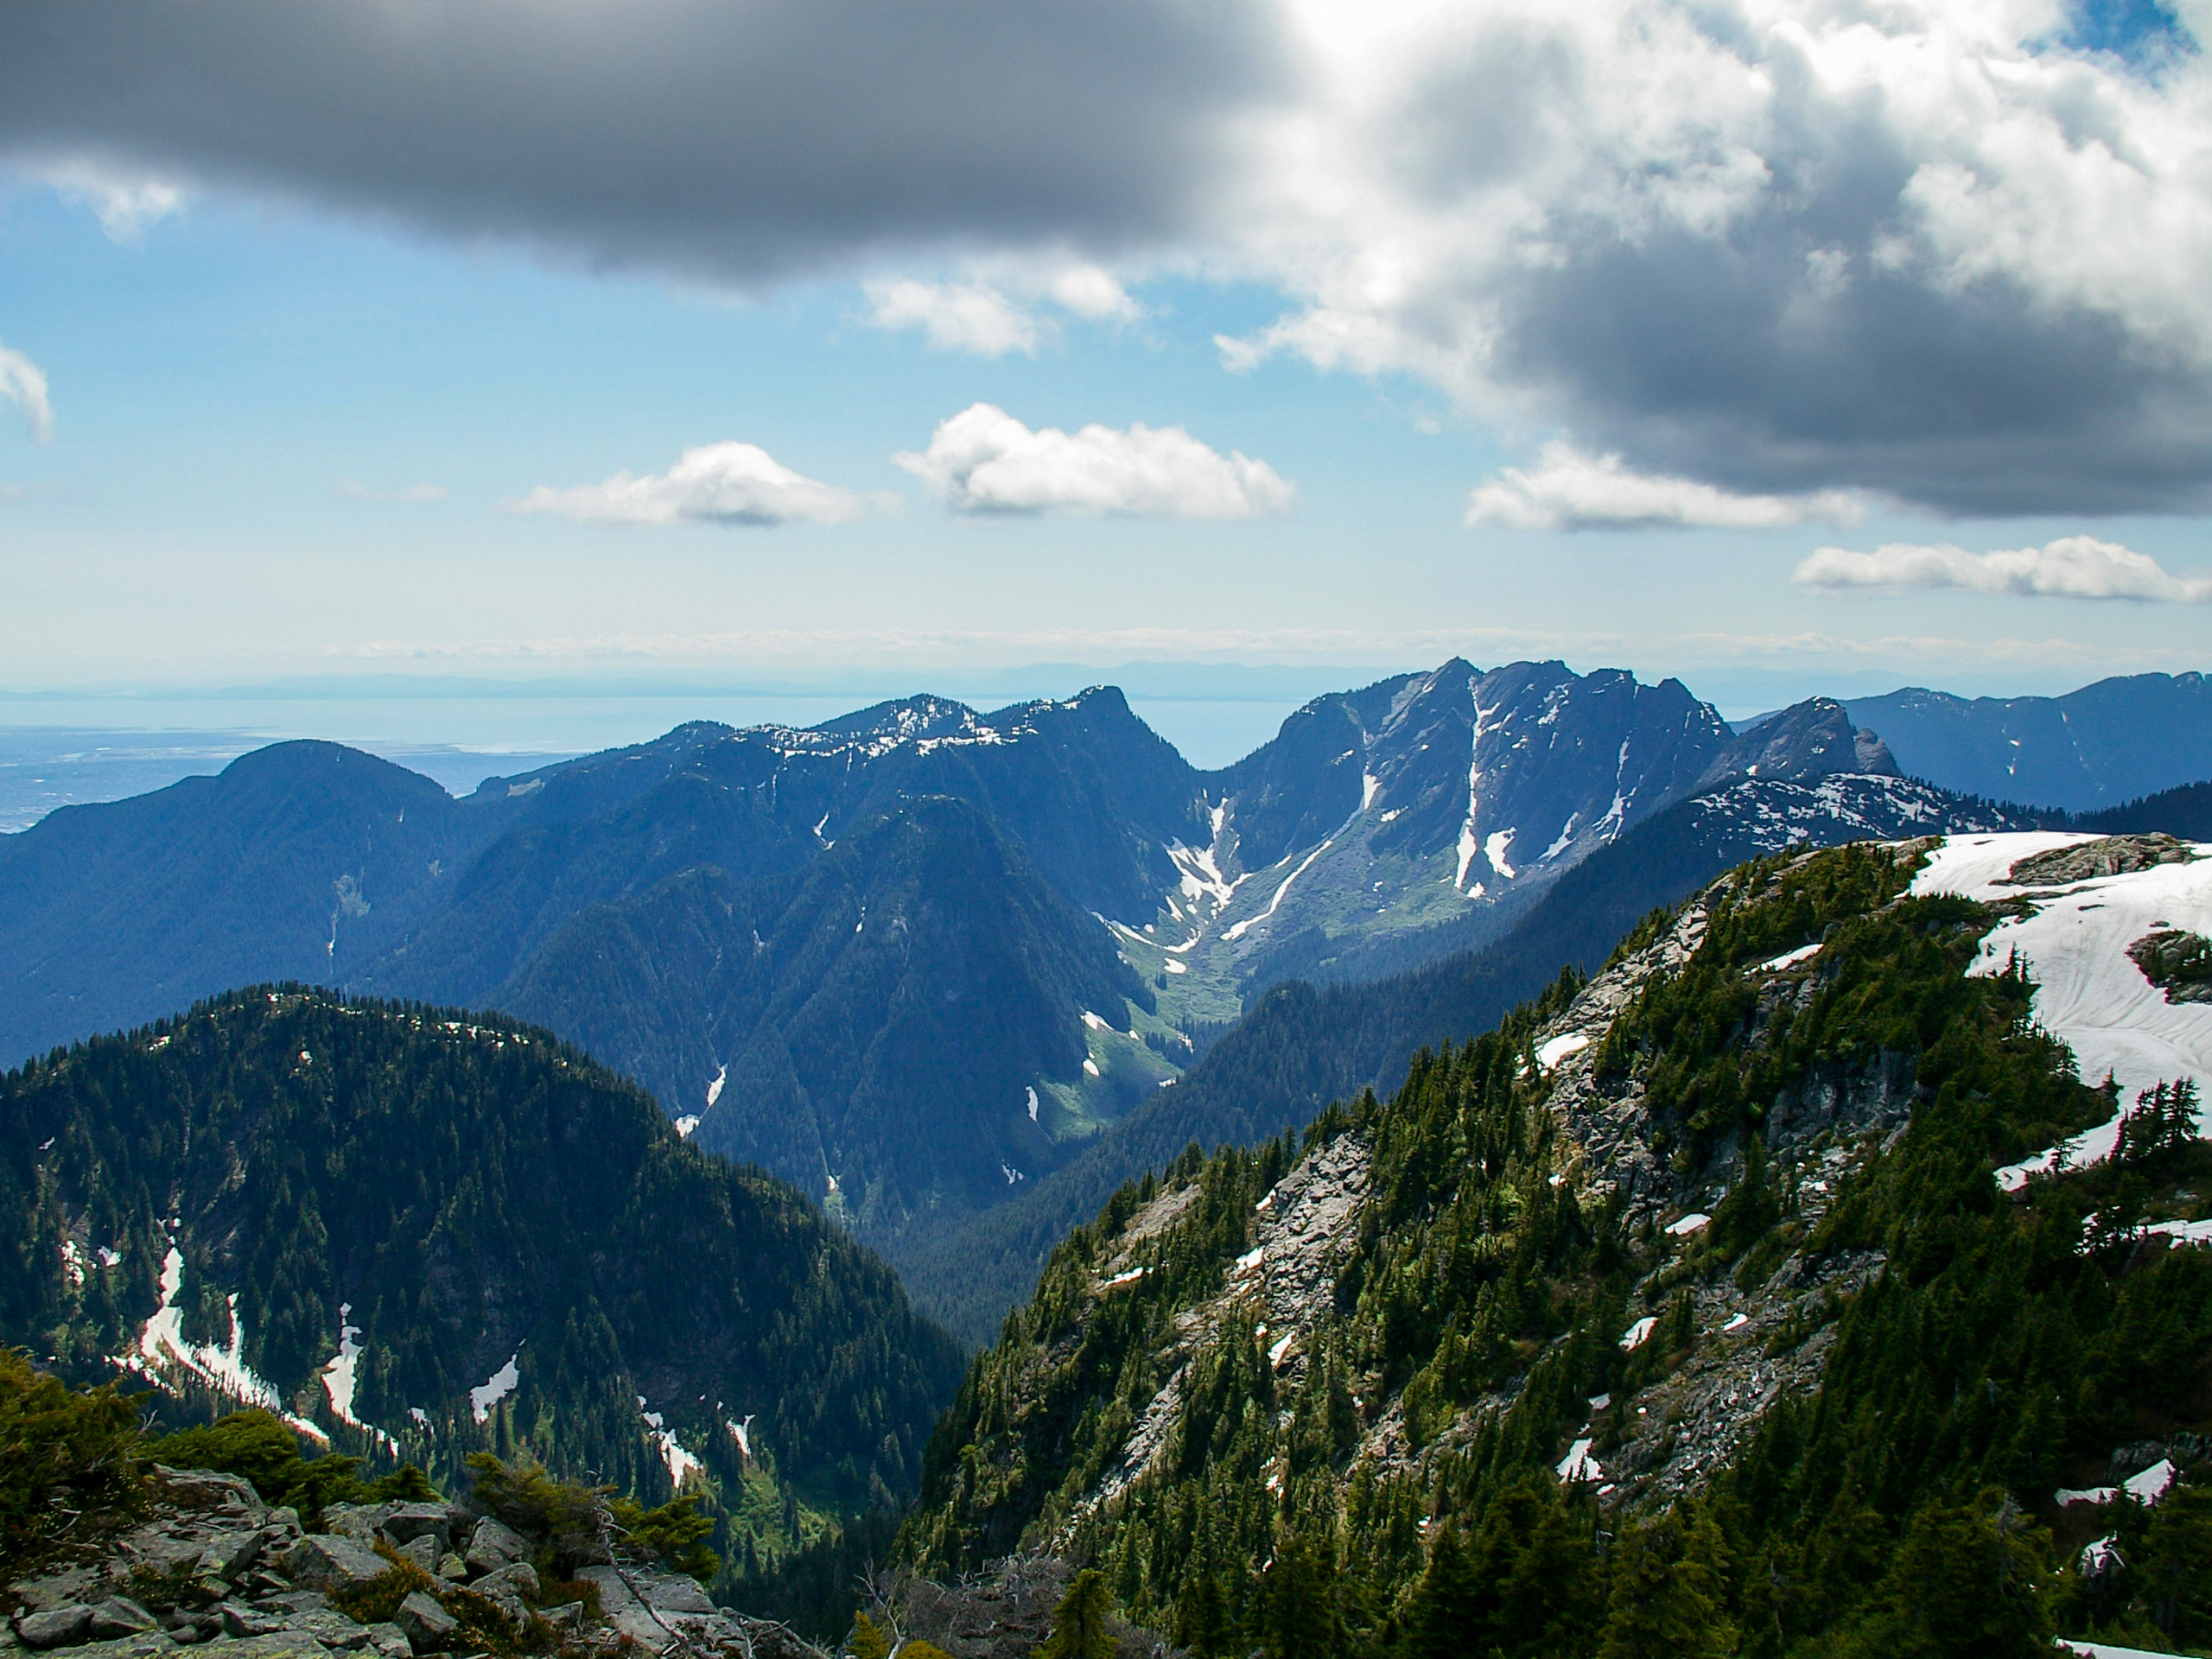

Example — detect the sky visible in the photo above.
[3,0,2211,767]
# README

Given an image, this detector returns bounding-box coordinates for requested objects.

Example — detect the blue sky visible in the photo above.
[3,0,2210,757]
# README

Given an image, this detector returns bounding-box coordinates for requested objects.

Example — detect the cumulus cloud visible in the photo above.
[1213,3,2212,513]
[0,340,53,442]
[1047,264,1141,321]
[1465,443,1865,531]
[863,280,1039,356]
[894,403,1293,518]
[338,479,447,503]
[862,264,1141,354]
[1796,537,2212,602]
[511,442,874,528]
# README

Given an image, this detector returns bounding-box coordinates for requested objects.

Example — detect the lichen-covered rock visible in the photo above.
[84,1605,156,1643]
[191,1531,264,1586]
[472,1562,537,1602]
[374,1509,452,1551]
[46,1637,176,1659]
[459,1516,529,1578]
[2002,832,2195,886]
[219,1603,278,1639]
[316,1508,393,1550]
[391,1539,439,1575]
[390,1593,454,1656]
[15,1608,94,1651]
[279,1536,388,1595]
[147,1468,258,1513]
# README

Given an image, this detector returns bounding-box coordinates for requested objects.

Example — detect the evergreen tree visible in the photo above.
[1594,1510,1736,1659]
[2137,1484,2212,1646]
[1852,1492,2052,1658]
[1176,1563,1235,1659]
[1253,1532,1342,1659]
[1408,1519,1480,1659]
[1039,1568,1116,1659]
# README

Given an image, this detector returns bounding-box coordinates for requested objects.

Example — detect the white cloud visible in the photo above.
[509,441,874,528]
[861,264,1141,354]
[1046,264,1141,321]
[862,279,1039,356]
[1796,537,2212,603]
[1465,443,1865,531]
[894,402,1293,518]
[0,340,53,442]
[338,480,448,503]
[40,161,186,240]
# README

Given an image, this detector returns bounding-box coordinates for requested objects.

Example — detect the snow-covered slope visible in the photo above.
[1912,832,2212,1186]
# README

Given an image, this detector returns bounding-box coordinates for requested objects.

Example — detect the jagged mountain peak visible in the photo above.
[1135,662,1792,1015]
[1700,696,1897,790]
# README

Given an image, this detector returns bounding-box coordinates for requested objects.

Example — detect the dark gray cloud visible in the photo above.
[1506,221,2212,517]
[1241,3,2212,518]
[0,0,1290,279]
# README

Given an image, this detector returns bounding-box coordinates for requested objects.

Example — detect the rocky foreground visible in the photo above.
[2,1467,823,1659]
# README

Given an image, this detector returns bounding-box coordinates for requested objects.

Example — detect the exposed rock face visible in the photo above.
[3,1465,830,1659]
[1061,1128,1375,1541]
[2128,928,2212,1003]
[2001,833,2196,886]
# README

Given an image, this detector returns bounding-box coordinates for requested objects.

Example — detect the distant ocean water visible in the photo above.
[0,688,1313,832]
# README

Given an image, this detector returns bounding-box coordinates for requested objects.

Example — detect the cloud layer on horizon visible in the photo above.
[896,404,1294,518]
[13,1,2212,513]
[1796,536,2212,602]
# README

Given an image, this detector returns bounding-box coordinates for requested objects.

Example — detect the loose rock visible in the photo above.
[390,1593,454,1656]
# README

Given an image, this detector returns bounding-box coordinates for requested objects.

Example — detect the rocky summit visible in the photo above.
[3,1464,824,1659]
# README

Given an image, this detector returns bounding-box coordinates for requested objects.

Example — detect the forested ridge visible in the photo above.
[899,842,2212,1656]
[1,986,963,1576]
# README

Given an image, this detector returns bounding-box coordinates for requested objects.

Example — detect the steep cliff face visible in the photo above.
[901,837,2212,1657]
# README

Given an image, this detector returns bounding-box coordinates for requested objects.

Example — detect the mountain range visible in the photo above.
[7,665,2211,1319]
[1840,671,2212,810]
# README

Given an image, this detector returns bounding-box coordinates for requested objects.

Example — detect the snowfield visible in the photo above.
[1911,834,2212,1189]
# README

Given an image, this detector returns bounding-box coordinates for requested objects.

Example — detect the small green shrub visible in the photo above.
[328,1552,432,1626]
[0,1347,149,1568]
[144,1410,442,1529]
[610,1491,721,1583]
[464,1453,609,1577]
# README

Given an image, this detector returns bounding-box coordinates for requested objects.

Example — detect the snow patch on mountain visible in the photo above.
[471,1351,521,1423]
[1226,840,1332,941]
[1912,833,2212,1189]
[318,1304,397,1452]
[126,1246,328,1442]
[640,1399,702,1487]
[1485,830,1517,880]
